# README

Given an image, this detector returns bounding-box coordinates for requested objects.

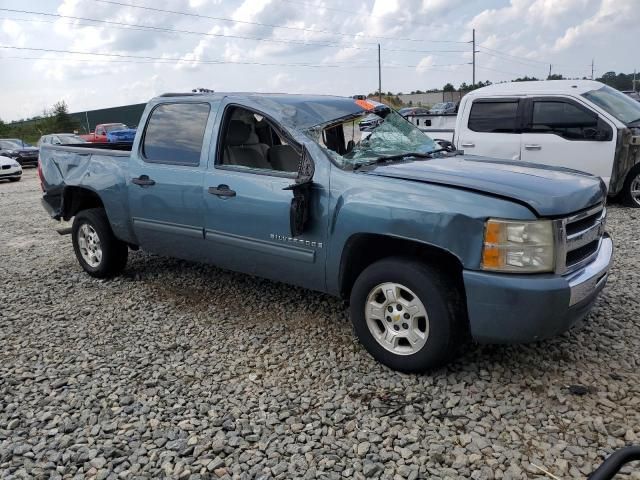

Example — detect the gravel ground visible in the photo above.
[1,169,639,480]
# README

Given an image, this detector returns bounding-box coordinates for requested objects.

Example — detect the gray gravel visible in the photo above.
[1,169,639,479]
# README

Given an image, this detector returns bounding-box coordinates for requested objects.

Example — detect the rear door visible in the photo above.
[456,98,522,160]
[128,101,215,259]
[520,97,615,184]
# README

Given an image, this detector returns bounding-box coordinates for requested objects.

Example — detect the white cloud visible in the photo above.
[553,0,640,50]
[0,0,637,121]
[1,19,27,47]
[416,55,435,74]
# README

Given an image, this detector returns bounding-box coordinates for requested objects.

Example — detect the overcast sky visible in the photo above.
[0,0,638,121]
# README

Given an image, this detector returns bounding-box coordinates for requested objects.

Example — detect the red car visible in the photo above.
[80,123,128,143]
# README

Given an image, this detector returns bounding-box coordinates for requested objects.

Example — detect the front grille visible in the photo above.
[557,204,605,274]
[1,165,9,170]
[566,240,599,265]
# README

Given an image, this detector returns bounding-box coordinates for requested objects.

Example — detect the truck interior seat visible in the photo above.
[268,145,300,172]
[223,120,271,169]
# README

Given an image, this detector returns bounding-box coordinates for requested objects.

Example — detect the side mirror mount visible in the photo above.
[284,146,314,237]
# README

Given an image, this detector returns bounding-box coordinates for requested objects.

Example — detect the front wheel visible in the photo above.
[621,165,640,208]
[350,257,466,373]
[9,177,20,182]
[72,208,128,278]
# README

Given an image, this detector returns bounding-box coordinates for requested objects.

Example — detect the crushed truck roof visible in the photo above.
[151,92,379,129]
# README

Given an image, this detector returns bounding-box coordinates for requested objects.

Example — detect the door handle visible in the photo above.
[524,144,542,150]
[208,184,236,197]
[461,142,475,148]
[131,175,155,186]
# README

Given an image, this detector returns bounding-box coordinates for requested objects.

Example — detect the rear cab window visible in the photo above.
[468,100,519,133]
[142,102,210,166]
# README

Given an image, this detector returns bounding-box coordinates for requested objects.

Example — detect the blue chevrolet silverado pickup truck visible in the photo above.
[39,92,613,372]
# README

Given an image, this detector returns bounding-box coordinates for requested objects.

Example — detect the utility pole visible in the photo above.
[472,29,476,87]
[591,59,594,80]
[548,64,552,79]
[634,69,637,92]
[377,43,382,102]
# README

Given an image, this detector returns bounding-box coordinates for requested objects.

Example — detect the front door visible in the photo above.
[202,103,328,291]
[455,98,522,160]
[128,101,213,259]
[520,97,616,186]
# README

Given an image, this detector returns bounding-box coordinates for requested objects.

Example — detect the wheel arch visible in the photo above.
[61,186,105,221]
[338,233,466,301]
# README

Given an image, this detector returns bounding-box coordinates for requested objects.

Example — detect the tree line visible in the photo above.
[0,101,79,144]
[374,70,638,98]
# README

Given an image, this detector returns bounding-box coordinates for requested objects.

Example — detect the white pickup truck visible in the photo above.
[409,80,640,206]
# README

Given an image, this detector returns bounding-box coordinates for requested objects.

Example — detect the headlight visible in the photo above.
[13,162,21,168]
[481,219,555,273]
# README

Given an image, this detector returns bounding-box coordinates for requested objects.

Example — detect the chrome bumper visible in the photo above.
[566,234,613,306]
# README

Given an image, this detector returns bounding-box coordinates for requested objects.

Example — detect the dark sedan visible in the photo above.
[0,139,39,166]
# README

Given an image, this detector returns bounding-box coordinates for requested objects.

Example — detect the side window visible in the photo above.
[96,127,105,135]
[219,106,300,174]
[530,101,599,140]
[142,103,210,165]
[468,101,518,133]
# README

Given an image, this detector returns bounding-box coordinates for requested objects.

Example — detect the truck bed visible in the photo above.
[39,143,132,226]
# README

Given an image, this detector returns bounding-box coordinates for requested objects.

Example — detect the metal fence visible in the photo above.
[70,103,146,133]
[7,103,146,134]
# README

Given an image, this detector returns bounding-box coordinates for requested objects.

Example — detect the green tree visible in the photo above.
[52,101,78,132]
[596,71,634,90]
[547,73,565,80]
[443,83,455,92]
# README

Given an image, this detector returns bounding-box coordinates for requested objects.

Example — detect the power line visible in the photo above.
[478,44,591,70]
[476,65,535,77]
[0,46,470,69]
[0,8,469,55]
[92,0,467,45]
[479,50,591,77]
[478,45,548,66]
[477,49,548,70]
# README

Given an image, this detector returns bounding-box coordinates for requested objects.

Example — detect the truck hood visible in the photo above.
[363,155,606,217]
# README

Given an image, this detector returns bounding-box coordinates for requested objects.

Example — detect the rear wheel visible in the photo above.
[621,165,640,208]
[350,257,465,373]
[72,208,128,278]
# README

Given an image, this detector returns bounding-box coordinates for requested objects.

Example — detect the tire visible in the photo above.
[350,257,466,373]
[72,208,128,278]
[9,177,20,182]
[621,165,640,208]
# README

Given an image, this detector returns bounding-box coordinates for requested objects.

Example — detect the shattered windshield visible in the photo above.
[306,109,438,169]
[583,85,640,125]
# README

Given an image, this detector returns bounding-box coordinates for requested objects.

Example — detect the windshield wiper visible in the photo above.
[353,152,434,171]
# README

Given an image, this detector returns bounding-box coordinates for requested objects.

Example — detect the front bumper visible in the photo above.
[0,167,22,179]
[16,156,38,166]
[463,234,613,344]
